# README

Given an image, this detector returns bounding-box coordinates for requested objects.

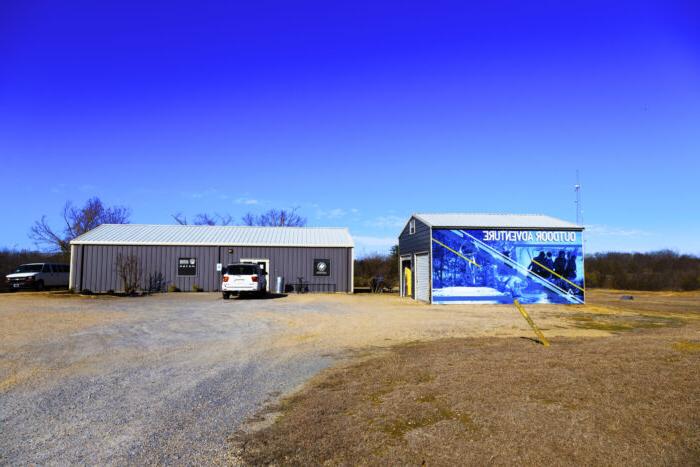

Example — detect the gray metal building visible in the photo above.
[398,213,584,304]
[70,224,354,293]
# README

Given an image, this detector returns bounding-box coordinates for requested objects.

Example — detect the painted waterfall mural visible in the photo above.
[431,229,584,304]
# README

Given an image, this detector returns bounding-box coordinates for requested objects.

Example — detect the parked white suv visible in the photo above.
[5,263,70,291]
[222,263,268,299]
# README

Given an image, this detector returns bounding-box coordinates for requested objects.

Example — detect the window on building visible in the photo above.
[409,219,416,235]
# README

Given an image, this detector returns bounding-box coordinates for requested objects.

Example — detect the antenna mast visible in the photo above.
[575,170,582,225]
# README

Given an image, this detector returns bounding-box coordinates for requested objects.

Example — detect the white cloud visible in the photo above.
[50,183,67,194]
[364,214,406,229]
[583,224,665,254]
[585,224,652,237]
[183,188,217,199]
[316,207,347,219]
[353,235,397,256]
[235,197,259,205]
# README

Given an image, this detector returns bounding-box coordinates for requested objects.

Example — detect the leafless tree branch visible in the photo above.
[241,207,306,227]
[29,197,130,254]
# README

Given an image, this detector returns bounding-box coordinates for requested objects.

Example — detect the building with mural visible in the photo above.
[398,213,584,305]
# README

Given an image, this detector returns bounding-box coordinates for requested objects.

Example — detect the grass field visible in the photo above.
[231,290,700,466]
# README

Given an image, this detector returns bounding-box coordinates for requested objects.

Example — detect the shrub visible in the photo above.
[168,285,180,293]
[146,272,165,294]
[116,253,141,295]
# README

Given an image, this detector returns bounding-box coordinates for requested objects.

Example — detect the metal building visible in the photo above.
[70,224,354,293]
[398,213,585,305]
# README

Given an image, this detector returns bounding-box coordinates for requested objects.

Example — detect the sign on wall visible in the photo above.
[431,229,584,305]
[178,258,197,276]
[314,259,330,276]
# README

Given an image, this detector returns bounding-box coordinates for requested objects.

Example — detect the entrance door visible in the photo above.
[401,257,412,297]
[241,258,270,291]
[415,253,430,302]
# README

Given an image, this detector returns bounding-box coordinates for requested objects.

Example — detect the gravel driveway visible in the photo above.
[1,291,623,464]
[0,293,333,465]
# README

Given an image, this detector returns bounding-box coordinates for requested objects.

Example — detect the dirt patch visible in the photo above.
[232,327,700,465]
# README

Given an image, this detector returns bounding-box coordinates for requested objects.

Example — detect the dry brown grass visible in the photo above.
[232,326,700,466]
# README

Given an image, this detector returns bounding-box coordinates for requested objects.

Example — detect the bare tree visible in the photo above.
[116,253,142,295]
[171,212,233,226]
[172,212,188,225]
[30,197,130,255]
[242,208,306,227]
[241,212,256,226]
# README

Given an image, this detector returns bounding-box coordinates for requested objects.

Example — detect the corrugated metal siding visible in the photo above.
[70,245,83,290]
[71,224,354,247]
[221,246,350,292]
[74,245,351,293]
[398,216,431,256]
[78,245,219,293]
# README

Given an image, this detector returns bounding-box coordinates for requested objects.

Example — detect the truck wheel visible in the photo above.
[222,292,230,300]
[35,281,45,291]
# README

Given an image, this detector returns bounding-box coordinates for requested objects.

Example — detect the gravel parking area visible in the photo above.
[2,290,696,464]
[0,293,335,465]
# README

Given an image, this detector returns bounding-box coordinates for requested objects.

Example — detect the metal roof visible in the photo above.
[70,224,354,247]
[412,213,582,229]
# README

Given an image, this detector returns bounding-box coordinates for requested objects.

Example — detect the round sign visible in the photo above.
[316,261,327,272]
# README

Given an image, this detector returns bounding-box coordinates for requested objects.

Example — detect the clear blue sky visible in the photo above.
[1,1,698,256]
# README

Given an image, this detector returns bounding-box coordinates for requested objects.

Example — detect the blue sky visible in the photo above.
[1,1,698,256]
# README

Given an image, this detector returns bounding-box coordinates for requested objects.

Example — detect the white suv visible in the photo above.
[6,263,70,291]
[222,263,268,299]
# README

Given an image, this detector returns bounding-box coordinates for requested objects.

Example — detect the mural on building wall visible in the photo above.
[432,229,584,304]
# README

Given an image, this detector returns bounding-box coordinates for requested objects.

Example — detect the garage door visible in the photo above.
[415,253,430,302]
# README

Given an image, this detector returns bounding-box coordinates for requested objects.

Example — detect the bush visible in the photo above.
[168,285,180,293]
[116,253,141,295]
[192,284,203,292]
[146,272,165,294]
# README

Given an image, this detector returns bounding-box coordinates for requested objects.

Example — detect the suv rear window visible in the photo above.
[226,265,258,275]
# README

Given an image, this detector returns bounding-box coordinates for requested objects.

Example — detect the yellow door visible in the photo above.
[404,267,412,297]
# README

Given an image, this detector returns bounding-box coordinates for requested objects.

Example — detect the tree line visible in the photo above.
[584,250,700,291]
